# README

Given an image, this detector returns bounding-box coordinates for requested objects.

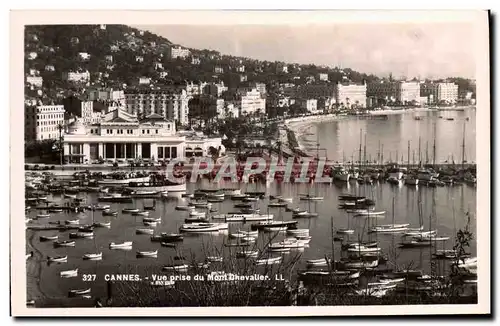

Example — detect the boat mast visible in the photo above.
[418,137,421,167]
[432,123,437,166]
[461,121,466,169]
[381,144,384,165]
[358,129,362,170]
[330,215,336,271]
[363,132,367,169]
[377,140,381,164]
[407,140,411,168]
[425,141,429,164]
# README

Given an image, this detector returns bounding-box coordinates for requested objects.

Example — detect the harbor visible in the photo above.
[25,170,477,306]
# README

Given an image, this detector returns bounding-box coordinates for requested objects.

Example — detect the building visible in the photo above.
[236,65,245,73]
[63,70,90,83]
[136,56,144,63]
[319,73,329,81]
[191,57,201,65]
[298,99,319,114]
[269,94,291,108]
[28,52,37,60]
[62,109,223,163]
[421,82,458,104]
[170,46,191,59]
[334,82,367,109]
[124,88,190,125]
[394,81,421,104]
[240,75,248,82]
[26,76,43,88]
[45,65,55,72]
[25,105,65,141]
[78,52,91,60]
[240,89,266,116]
[139,77,151,85]
[367,81,396,101]
[105,55,113,62]
[63,96,103,125]
[203,82,228,97]
[277,64,288,73]
[214,66,224,74]
[188,95,224,122]
[249,82,267,96]
[297,84,335,99]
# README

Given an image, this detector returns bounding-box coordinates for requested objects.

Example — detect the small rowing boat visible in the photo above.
[109,241,133,249]
[54,240,75,247]
[60,268,78,278]
[136,228,154,235]
[136,250,158,258]
[40,235,58,241]
[48,255,67,263]
[82,252,103,260]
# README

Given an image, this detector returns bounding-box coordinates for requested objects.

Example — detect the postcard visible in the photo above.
[11,10,490,316]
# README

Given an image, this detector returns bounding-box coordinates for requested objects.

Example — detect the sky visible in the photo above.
[134,23,477,79]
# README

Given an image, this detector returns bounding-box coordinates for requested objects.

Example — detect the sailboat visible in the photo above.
[83,206,102,260]
[298,216,360,284]
[370,198,409,233]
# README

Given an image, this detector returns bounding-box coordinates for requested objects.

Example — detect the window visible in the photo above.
[171,147,177,158]
[155,129,158,134]
[142,130,145,134]
[147,130,150,134]
[158,147,163,159]
[90,129,93,134]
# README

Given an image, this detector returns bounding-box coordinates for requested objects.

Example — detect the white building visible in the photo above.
[170,46,191,59]
[25,105,65,141]
[395,81,421,103]
[45,65,55,72]
[240,89,266,116]
[26,76,43,88]
[28,52,37,60]
[63,71,90,83]
[105,55,113,62]
[78,52,91,60]
[139,77,151,85]
[125,88,190,126]
[214,66,224,74]
[319,73,329,81]
[136,56,144,63]
[191,57,201,65]
[334,82,367,109]
[421,82,458,104]
[240,75,248,82]
[62,109,223,163]
[217,103,239,119]
[155,62,163,70]
[236,65,245,73]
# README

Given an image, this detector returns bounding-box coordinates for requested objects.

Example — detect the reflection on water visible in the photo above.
[307,109,476,164]
[26,179,476,301]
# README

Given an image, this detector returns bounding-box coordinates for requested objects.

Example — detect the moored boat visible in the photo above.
[136,250,158,258]
[54,240,76,247]
[60,268,78,278]
[255,256,282,265]
[136,228,154,235]
[82,252,103,260]
[162,264,189,271]
[47,255,67,263]
[109,241,133,249]
[40,235,58,242]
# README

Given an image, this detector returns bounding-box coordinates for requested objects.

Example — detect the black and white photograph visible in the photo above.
[10,10,490,316]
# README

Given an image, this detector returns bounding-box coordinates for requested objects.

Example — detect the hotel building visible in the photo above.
[239,89,266,115]
[169,46,191,59]
[62,109,223,164]
[421,82,458,104]
[25,105,65,141]
[334,82,367,108]
[124,88,190,126]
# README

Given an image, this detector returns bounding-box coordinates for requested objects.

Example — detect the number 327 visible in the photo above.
[82,274,96,281]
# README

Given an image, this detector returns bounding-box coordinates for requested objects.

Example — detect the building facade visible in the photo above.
[63,71,90,83]
[124,88,190,125]
[26,76,43,88]
[62,110,223,164]
[299,99,318,114]
[170,46,191,59]
[240,89,266,115]
[296,84,336,99]
[319,73,329,81]
[334,82,367,108]
[25,105,65,141]
[421,82,459,104]
[395,81,421,103]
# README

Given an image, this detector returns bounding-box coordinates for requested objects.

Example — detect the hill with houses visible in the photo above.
[24,24,380,106]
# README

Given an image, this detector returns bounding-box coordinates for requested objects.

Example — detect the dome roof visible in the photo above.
[67,120,87,135]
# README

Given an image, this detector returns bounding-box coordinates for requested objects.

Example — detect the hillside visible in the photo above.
[24,24,380,104]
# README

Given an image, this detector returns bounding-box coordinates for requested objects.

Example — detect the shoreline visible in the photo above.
[283,106,475,156]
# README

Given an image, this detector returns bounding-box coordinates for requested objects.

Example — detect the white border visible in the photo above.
[9,9,491,317]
